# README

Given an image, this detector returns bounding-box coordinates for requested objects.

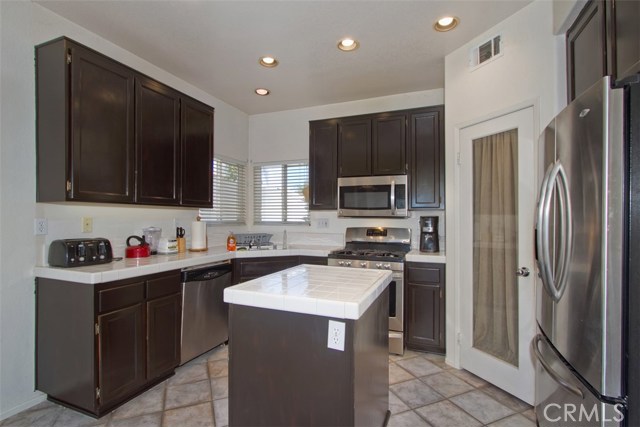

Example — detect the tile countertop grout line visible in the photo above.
[33,246,446,284]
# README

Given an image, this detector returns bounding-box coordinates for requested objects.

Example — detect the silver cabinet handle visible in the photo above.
[531,335,583,398]
[390,180,396,215]
[516,267,530,277]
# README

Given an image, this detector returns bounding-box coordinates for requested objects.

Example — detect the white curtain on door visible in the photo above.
[472,128,519,366]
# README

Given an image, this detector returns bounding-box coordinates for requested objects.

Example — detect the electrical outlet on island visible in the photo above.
[327,320,345,351]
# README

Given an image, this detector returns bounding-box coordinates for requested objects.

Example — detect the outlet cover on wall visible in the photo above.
[34,218,48,235]
[327,320,345,351]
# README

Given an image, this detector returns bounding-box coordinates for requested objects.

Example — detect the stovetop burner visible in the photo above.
[331,249,405,259]
[329,227,412,266]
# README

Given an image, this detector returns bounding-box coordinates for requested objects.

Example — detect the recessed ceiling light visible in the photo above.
[434,16,459,32]
[259,56,278,67]
[337,38,359,52]
[255,88,270,96]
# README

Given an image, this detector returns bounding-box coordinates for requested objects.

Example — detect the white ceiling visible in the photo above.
[36,0,532,115]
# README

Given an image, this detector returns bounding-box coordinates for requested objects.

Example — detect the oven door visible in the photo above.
[389,271,404,355]
[337,175,407,218]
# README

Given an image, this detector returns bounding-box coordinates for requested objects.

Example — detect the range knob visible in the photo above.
[375,263,383,269]
[383,264,391,270]
[360,262,367,268]
[338,261,345,266]
[345,261,352,267]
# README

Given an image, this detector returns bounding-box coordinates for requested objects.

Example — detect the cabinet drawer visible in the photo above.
[146,272,181,300]
[407,265,442,284]
[98,282,144,313]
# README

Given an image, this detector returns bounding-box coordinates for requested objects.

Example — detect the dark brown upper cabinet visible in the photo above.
[567,0,640,102]
[372,112,407,176]
[566,0,607,102]
[309,119,338,210]
[180,97,214,207]
[338,117,372,177]
[36,37,214,207]
[607,0,640,82]
[135,77,181,205]
[408,107,444,209]
[37,38,136,203]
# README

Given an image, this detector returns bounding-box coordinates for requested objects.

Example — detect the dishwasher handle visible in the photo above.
[181,260,232,283]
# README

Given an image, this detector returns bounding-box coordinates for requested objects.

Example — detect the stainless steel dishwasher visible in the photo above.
[180,260,233,365]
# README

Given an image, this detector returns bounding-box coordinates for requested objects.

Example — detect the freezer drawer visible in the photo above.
[532,333,625,426]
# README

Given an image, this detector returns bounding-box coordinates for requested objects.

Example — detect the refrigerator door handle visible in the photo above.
[537,161,573,302]
[531,334,584,399]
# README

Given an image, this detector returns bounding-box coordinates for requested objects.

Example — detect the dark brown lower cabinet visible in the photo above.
[405,262,445,354]
[232,255,327,284]
[36,270,181,417]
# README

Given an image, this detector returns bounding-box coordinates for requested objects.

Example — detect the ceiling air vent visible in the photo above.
[469,35,503,70]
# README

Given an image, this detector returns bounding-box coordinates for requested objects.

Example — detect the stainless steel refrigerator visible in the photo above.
[533,75,640,426]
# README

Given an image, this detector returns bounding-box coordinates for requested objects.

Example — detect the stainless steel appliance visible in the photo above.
[180,260,233,365]
[532,75,640,426]
[328,227,410,355]
[337,175,408,218]
[419,216,439,253]
[48,238,112,267]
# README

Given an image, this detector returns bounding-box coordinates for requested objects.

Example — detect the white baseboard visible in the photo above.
[0,393,47,422]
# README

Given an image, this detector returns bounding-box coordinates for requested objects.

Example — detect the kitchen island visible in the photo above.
[224,264,391,427]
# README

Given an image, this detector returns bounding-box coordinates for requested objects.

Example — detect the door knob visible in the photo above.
[516,267,530,277]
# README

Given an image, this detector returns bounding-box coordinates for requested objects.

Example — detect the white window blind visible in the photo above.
[199,157,246,223]
[253,162,309,224]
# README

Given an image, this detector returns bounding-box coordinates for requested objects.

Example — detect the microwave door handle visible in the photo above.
[390,179,396,215]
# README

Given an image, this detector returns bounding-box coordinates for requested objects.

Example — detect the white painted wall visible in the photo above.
[247,89,446,247]
[443,0,566,368]
[0,1,248,419]
[553,0,586,34]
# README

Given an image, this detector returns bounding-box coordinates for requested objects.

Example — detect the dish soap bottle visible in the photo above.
[227,231,237,252]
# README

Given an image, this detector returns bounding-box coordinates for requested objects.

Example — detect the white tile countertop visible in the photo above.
[406,249,446,263]
[33,245,340,284]
[223,264,392,320]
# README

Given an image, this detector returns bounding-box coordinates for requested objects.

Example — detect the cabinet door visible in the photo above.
[233,256,300,284]
[309,120,338,210]
[69,44,135,203]
[405,263,445,353]
[608,0,640,81]
[181,97,214,207]
[135,77,181,205]
[567,0,607,102]
[97,303,145,407]
[338,118,371,177]
[408,107,444,209]
[373,113,407,175]
[147,293,181,380]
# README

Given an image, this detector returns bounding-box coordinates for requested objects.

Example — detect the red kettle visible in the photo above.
[125,235,151,258]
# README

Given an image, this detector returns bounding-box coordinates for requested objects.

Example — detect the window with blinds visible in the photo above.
[253,162,309,224]
[199,157,246,223]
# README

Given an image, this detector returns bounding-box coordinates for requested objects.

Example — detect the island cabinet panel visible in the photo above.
[309,119,338,210]
[36,37,214,207]
[180,97,214,207]
[338,117,372,177]
[372,112,407,176]
[228,288,389,426]
[135,77,181,205]
[408,107,444,209]
[405,262,446,354]
[35,270,181,417]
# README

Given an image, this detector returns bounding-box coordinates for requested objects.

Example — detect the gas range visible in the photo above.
[328,227,411,355]
[328,227,411,272]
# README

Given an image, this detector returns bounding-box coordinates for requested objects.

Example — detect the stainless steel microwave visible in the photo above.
[337,175,408,218]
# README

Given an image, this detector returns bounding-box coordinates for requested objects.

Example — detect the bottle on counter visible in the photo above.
[227,231,237,252]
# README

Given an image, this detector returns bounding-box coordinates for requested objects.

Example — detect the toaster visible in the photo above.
[48,238,113,268]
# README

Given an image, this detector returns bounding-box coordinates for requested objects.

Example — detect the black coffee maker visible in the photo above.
[420,216,439,253]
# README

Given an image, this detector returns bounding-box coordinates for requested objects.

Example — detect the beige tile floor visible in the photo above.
[0,346,535,427]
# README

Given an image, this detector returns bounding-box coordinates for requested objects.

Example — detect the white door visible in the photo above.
[458,107,536,404]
